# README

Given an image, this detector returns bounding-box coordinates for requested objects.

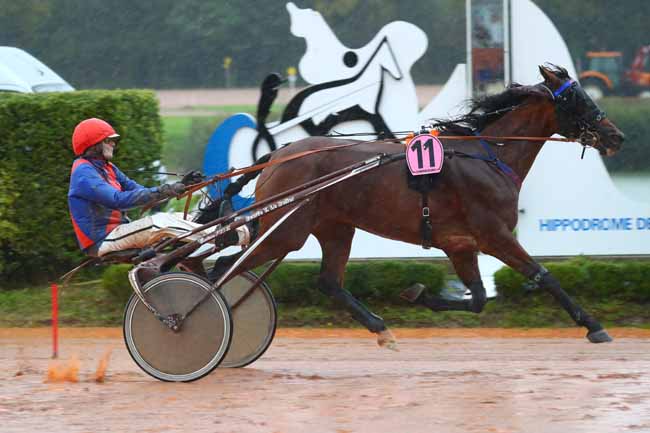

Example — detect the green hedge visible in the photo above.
[101,264,134,304]
[268,261,445,305]
[101,260,446,307]
[494,257,650,302]
[600,98,650,173]
[0,90,162,285]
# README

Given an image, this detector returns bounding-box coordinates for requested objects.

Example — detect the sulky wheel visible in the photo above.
[123,272,232,382]
[218,271,278,368]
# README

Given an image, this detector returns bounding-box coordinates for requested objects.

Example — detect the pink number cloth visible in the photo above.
[406,133,444,176]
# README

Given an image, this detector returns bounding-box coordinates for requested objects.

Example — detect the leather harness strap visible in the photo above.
[421,192,433,249]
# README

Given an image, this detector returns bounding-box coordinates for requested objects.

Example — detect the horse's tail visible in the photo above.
[194,152,272,223]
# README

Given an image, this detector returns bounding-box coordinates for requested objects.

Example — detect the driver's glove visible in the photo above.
[181,170,204,186]
[154,182,187,200]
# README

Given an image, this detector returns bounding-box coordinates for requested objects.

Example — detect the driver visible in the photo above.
[68,118,249,257]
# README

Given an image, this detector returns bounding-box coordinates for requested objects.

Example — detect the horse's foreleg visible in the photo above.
[318,275,395,349]
[314,225,396,350]
[482,233,612,343]
[401,248,487,313]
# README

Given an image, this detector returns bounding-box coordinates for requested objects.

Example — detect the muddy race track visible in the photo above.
[2,328,650,433]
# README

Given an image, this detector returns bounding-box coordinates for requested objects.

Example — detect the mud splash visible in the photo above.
[46,355,79,383]
[44,349,113,383]
[93,349,112,383]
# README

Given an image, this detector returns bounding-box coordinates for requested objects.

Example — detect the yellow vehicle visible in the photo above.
[579,47,650,99]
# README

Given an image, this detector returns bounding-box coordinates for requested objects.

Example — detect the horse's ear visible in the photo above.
[539,64,562,86]
[538,65,553,82]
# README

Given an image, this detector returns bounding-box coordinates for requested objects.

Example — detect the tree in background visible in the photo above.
[536,0,649,67]
[0,0,648,88]
[0,0,51,48]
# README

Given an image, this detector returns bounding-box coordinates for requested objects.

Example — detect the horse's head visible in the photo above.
[538,64,625,156]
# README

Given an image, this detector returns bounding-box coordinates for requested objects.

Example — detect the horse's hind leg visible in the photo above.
[206,250,244,282]
[402,247,487,313]
[313,224,396,350]
[482,234,611,343]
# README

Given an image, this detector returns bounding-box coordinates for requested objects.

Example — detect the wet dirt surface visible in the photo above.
[2,328,650,433]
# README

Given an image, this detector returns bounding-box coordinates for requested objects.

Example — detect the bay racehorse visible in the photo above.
[202,65,624,349]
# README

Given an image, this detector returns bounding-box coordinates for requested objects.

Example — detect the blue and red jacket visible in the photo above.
[68,158,158,253]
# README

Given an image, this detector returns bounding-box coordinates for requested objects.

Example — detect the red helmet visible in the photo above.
[72,118,120,156]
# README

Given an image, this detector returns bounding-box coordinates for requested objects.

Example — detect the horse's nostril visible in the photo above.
[608,131,624,148]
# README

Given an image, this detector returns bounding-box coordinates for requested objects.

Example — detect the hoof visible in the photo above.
[587,329,613,343]
[400,283,426,303]
[377,329,399,352]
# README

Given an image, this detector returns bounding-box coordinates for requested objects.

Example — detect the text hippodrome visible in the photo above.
[539,217,650,232]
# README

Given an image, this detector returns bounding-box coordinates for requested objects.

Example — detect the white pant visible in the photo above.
[97,212,249,257]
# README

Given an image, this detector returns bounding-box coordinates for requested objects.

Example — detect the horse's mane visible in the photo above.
[432,64,569,135]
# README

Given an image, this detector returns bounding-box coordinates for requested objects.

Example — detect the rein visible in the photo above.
[141,139,384,217]
[418,134,574,143]
[328,129,576,144]
[163,132,579,218]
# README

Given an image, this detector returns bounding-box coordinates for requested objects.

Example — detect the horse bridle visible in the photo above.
[542,79,607,148]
